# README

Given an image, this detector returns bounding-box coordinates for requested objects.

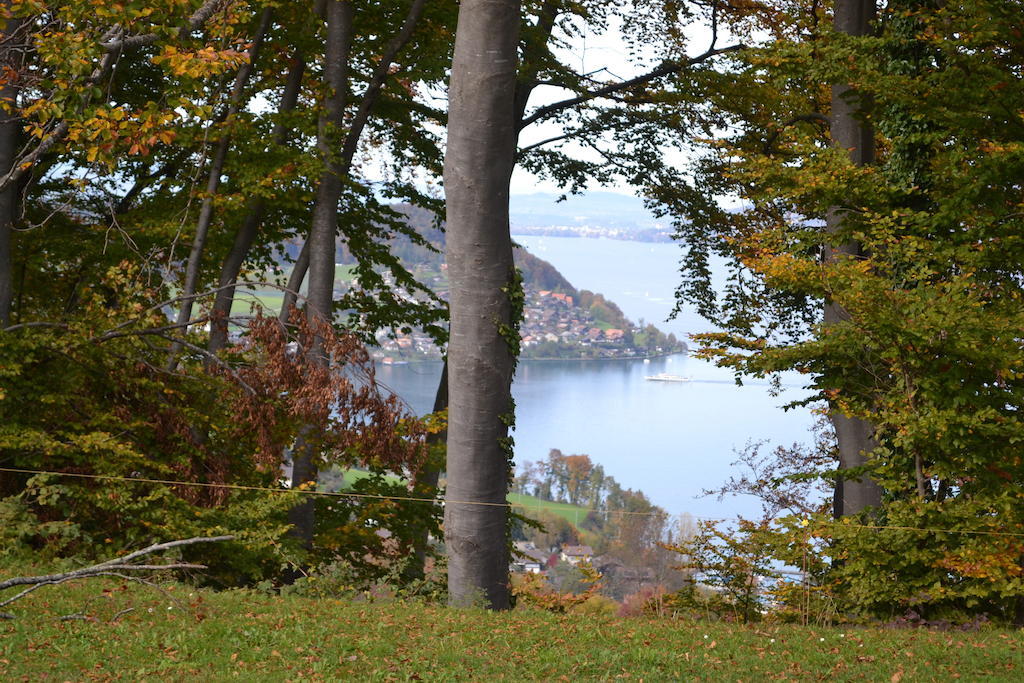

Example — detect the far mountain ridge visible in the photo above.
[509,191,663,231]
[361,204,685,361]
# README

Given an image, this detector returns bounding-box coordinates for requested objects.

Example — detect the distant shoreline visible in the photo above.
[375,350,688,366]
[520,350,686,363]
[511,230,673,244]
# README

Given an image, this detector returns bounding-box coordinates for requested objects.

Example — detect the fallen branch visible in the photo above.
[0,535,234,618]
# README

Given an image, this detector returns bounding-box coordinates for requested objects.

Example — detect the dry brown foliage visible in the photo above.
[225,312,427,477]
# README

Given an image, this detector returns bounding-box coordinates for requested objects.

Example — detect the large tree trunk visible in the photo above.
[443,0,521,610]
[209,55,306,353]
[288,0,354,546]
[0,13,23,328]
[827,0,883,517]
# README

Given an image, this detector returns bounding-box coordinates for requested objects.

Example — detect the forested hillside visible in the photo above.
[356,203,684,360]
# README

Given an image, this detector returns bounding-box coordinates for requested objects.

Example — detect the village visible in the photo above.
[519,289,631,357]
[374,284,684,363]
[510,541,662,601]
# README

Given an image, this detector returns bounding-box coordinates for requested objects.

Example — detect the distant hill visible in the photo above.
[374,203,578,295]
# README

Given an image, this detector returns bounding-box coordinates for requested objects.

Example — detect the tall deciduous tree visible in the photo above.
[442,0,743,607]
[286,0,355,546]
[677,0,1024,620]
[443,0,522,610]
[826,0,882,516]
[0,6,24,328]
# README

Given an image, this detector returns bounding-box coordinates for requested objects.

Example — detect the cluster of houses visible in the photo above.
[512,541,595,574]
[371,285,637,363]
[512,541,660,599]
[374,330,442,363]
[519,289,627,350]
[510,225,674,243]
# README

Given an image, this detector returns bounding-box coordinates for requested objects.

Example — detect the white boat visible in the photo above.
[644,373,691,382]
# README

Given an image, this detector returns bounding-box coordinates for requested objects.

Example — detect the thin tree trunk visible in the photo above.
[827,0,883,517]
[443,0,521,610]
[288,0,354,547]
[281,1,429,553]
[209,55,306,352]
[277,0,426,326]
[1015,558,1024,628]
[0,13,23,328]
[167,8,272,366]
[279,240,309,324]
[406,359,448,580]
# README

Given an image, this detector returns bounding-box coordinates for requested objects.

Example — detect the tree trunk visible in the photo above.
[406,359,448,580]
[276,0,426,327]
[443,0,521,610]
[209,55,306,353]
[288,0,354,546]
[827,0,883,517]
[279,241,309,324]
[168,8,272,367]
[0,13,23,328]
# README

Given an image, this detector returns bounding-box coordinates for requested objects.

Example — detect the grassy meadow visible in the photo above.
[507,492,590,527]
[1,569,1022,681]
[323,471,589,529]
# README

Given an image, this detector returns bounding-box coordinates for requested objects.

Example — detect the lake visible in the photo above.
[376,236,815,520]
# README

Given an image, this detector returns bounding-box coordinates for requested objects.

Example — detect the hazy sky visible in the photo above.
[510,12,717,195]
[358,11,721,200]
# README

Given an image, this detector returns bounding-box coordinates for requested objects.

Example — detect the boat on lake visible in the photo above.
[644,373,691,383]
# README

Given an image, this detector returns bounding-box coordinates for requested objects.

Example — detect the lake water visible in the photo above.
[376,236,815,520]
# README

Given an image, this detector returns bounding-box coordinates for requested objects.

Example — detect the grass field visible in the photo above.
[220,265,363,321]
[328,471,590,529]
[1,571,1022,680]
[507,493,590,527]
[229,290,285,318]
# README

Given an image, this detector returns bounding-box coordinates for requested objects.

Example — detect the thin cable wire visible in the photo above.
[3,466,1024,538]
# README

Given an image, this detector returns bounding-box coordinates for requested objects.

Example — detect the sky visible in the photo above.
[360,7,722,199]
[509,11,718,195]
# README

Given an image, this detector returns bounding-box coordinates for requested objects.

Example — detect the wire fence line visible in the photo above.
[3,466,1024,538]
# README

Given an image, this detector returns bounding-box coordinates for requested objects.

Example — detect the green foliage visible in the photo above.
[661,519,785,624]
[0,272,438,586]
[0,271,295,581]
[268,551,447,605]
[313,471,441,585]
[658,0,1024,623]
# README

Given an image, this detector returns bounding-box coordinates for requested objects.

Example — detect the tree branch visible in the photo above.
[100,0,231,52]
[0,535,234,616]
[762,113,830,156]
[0,0,232,193]
[338,0,427,168]
[517,43,744,131]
